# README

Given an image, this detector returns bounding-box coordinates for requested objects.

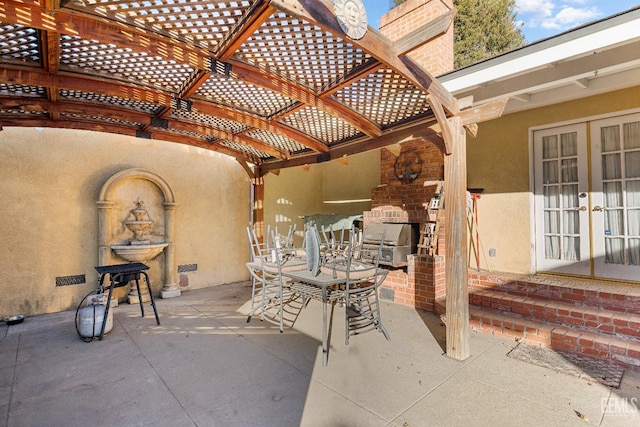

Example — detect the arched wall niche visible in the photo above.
[97,168,180,301]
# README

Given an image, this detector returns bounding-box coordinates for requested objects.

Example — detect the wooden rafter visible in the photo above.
[260,118,441,173]
[0,0,373,150]
[230,60,382,137]
[0,65,327,155]
[216,1,275,60]
[0,0,476,169]
[271,0,459,116]
[0,1,210,69]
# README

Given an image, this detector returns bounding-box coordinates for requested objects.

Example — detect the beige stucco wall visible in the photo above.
[263,150,380,246]
[468,84,640,274]
[0,127,250,316]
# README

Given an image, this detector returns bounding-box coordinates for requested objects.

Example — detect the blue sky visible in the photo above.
[364,0,640,43]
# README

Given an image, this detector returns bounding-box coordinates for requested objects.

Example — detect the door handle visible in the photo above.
[592,206,603,212]
[571,206,587,211]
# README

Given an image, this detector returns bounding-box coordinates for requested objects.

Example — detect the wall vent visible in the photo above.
[379,287,395,301]
[178,264,197,273]
[56,274,86,286]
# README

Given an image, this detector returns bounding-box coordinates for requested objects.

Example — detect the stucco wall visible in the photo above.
[263,150,380,246]
[0,127,250,316]
[468,85,640,274]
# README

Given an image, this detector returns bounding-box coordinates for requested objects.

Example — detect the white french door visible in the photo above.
[533,113,640,281]
[591,113,640,280]
[534,124,590,275]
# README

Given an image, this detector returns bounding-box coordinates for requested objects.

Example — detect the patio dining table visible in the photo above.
[281,268,347,366]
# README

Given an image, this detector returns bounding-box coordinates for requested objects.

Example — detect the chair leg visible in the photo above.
[142,272,160,325]
[247,276,257,322]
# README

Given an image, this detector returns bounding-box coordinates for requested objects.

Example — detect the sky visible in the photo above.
[364,0,640,43]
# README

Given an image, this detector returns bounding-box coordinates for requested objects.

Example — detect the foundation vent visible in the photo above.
[178,264,198,273]
[380,287,395,301]
[56,274,86,286]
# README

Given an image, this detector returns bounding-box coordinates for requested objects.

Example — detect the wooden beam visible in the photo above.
[427,94,452,154]
[168,119,289,160]
[458,98,508,127]
[259,118,443,172]
[270,0,459,116]
[237,159,258,180]
[394,10,454,56]
[217,2,275,60]
[0,66,328,154]
[190,98,328,154]
[230,60,382,137]
[443,116,470,361]
[0,0,210,69]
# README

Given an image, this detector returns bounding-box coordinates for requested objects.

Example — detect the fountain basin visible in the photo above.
[111,243,168,262]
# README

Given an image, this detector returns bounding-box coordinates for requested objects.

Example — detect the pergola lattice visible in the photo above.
[0,0,507,359]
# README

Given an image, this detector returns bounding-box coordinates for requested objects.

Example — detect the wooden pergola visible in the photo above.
[0,0,505,360]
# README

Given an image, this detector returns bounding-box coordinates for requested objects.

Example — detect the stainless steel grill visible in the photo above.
[362,223,416,267]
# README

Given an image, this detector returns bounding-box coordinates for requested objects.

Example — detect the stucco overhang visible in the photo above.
[439,6,640,115]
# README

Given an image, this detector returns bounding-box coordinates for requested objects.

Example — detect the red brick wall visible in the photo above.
[379,0,454,76]
[371,0,452,311]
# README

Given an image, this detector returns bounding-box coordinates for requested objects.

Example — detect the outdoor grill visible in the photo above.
[362,223,416,267]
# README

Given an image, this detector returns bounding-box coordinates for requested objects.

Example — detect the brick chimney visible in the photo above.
[379,0,454,76]
[367,0,452,311]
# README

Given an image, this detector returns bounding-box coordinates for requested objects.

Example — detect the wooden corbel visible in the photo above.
[427,94,453,155]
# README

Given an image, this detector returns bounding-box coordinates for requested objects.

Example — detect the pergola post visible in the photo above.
[443,116,470,360]
[252,176,265,242]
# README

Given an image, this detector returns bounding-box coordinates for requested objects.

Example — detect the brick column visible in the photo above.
[379,0,454,76]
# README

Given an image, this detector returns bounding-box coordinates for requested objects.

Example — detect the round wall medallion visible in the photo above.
[394,150,423,183]
[334,0,368,40]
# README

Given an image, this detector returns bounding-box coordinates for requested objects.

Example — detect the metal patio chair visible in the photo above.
[322,229,390,345]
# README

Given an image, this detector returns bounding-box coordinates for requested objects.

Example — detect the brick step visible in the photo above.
[470,289,640,341]
[468,306,640,370]
[469,272,640,315]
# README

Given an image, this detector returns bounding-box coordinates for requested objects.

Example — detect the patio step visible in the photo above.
[468,272,640,316]
[469,289,640,340]
[463,286,640,370]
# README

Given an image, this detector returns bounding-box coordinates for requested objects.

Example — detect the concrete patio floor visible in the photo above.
[1,281,639,427]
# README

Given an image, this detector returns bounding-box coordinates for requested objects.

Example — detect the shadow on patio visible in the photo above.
[1,281,639,426]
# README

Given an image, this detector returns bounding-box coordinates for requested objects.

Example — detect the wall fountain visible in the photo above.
[97,168,180,303]
[111,198,168,263]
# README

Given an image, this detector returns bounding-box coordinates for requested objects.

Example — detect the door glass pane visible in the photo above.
[563,210,579,234]
[563,236,580,260]
[605,210,624,236]
[628,181,640,207]
[544,186,559,208]
[561,132,577,156]
[562,184,578,208]
[623,122,640,149]
[545,236,560,259]
[543,161,558,183]
[561,158,578,182]
[625,151,640,178]
[543,135,558,159]
[629,239,640,266]
[605,238,624,264]
[602,154,621,179]
[545,211,559,233]
[601,125,620,152]
[604,182,623,207]
[628,210,640,236]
